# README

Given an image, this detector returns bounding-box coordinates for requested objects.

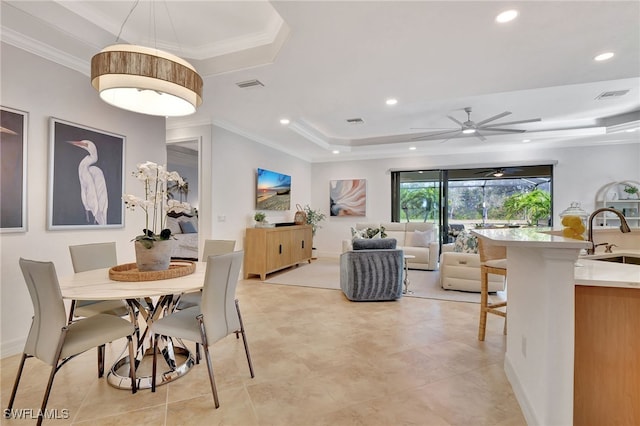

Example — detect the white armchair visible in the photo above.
[439,243,505,292]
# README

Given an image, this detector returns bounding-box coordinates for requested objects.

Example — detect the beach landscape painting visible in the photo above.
[330,179,366,216]
[256,168,291,210]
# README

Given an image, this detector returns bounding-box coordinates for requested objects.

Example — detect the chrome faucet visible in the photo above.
[586,208,631,255]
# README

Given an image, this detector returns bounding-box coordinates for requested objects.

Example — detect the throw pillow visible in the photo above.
[411,229,434,247]
[351,227,368,240]
[166,217,182,235]
[179,220,197,234]
[351,226,388,240]
[352,238,397,250]
[453,231,478,254]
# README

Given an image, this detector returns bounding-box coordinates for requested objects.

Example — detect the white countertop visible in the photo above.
[471,227,590,249]
[472,228,640,290]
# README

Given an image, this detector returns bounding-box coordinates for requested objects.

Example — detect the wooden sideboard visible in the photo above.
[244,225,312,280]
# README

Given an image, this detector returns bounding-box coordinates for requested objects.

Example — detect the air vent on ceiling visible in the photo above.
[346,118,365,124]
[595,90,629,100]
[236,79,264,88]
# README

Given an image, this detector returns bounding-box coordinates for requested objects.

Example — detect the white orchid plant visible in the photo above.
[123,161,191,248]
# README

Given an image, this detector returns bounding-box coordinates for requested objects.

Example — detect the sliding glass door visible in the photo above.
[392,165,553,248]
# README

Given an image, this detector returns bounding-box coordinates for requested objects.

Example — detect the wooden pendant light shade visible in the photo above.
[91,44,203,117]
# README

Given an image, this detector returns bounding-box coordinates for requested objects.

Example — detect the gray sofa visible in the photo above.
[340,238,404,301]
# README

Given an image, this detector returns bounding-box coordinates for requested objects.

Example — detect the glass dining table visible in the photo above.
[58,260,206,390]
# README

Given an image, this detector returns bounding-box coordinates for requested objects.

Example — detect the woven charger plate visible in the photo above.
[109,260,196,282]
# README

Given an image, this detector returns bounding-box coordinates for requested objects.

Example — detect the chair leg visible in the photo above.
[5,353,29,415]
[97,344,105,377]
[197,315,220,408]
[478,267,489,341]
[67,299,77,324]
[235,300,255,378]
[126,336,137,394]
[151,334,159,392]
[38,329,68,426]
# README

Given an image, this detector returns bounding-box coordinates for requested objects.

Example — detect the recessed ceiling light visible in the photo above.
[386,98,398,106]
[594,52,614,61]
[409,146,416,150]
[279,118,290,125]
[496,10,518,23]
[462,128,476,134]
[332,150,340,154]
[522,139,531,143]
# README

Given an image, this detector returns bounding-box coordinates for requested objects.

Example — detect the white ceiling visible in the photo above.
[2,1,639,162]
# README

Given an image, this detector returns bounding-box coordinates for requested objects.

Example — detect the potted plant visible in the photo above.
[303,205,326,258]
[254,212,267,227]
[624,184,639,199]
[122,161,191,271]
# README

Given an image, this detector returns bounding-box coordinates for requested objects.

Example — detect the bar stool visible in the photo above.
[477,237,507,341]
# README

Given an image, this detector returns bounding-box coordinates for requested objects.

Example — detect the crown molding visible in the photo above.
[1,26,90,76]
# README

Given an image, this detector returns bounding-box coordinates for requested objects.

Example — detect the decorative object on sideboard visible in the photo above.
[294,204,307,224]
[123,161,191,271]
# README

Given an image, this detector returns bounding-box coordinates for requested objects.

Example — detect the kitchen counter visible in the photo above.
[471,227,638,426]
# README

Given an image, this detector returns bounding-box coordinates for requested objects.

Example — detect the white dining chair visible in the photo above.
[174,239,236,310]
[151,251,254,407]
[68,242,131,322]
[6,259,137,426]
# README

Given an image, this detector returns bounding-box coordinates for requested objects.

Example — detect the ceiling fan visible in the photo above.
[474,167,523,177]
[412,107,541,142]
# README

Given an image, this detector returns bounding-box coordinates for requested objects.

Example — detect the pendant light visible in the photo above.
[90,1,203,117]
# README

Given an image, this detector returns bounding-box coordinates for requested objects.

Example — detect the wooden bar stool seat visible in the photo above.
[477,238,507,341]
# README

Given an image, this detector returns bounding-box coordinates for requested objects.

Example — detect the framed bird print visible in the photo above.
[1,106,28,233]
[48,117,125,230]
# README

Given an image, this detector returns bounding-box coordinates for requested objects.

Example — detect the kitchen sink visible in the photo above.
[590,255,640,265]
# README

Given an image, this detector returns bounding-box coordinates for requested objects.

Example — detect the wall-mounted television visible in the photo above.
[256,168,291,210]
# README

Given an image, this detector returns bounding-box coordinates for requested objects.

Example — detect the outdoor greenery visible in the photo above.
[503,188,551,225]
[400,186,439,222]
[399,180,551,226]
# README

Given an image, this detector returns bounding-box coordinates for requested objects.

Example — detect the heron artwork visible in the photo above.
[68,140,108,225]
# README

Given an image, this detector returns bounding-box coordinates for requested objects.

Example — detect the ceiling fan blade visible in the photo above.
[484,117,542,127]
[474,131,486,141]
[447,115,464,126]
[438,131,462,143]
[479,127,527,133]
[411,129,460,140]
[475,111,511,126]
[409,127,458,130]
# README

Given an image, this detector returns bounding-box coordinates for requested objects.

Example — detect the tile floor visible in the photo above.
[1,276,526,425]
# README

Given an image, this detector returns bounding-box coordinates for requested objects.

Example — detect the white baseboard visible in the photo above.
[504,353,538,425]
[1,337,26,359]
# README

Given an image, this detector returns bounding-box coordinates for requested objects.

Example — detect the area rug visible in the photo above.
[262,258,506,304]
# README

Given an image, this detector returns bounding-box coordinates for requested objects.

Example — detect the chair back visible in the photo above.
[477,237,506,263]
[69,242,117,273]
[200,251,244,344]
[19,258,67,366]
[201,240,236,260]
